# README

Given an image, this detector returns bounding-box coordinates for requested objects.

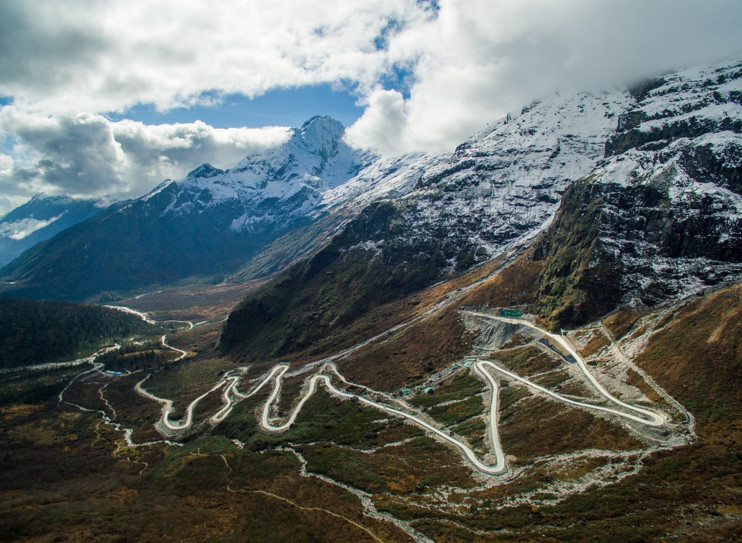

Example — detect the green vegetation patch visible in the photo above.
[300,436,478,495]
[0,298,155,368]
[96,344,175,373]
[0,366,78,407]
[498,385,529,411]
[409,373,485,409]
[155,435,241,481]
[492,345,556,376]
[529,178,624,328]
[219,387,422,452]
[448,416,487,453]
[427,395,484,426]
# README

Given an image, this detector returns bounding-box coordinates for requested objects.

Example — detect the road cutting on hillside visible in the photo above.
[132,307,678,477]
[63,290,677,478]
[461,310,667,427]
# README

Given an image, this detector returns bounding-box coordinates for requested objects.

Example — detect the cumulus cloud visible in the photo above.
[0,0,426,115]
[0,0,741,204]
[352,0,742,154]
[344,90,410,155]
[0,107,291,203]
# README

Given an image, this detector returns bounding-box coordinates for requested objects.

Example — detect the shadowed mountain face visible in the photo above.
[223,59,742,355]
[0,116,372,301]
[0,195,105,267]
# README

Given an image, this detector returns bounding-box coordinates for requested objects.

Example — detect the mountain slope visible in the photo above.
[0,195,105,267]
[531,60,742,326]
[222,58,742,357]
[0,117,373,301]
[222,90,632,358]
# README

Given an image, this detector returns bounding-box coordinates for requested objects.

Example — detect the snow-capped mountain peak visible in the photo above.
[138,117,373,236]
[186,163,224,179]
[295,115,345,157]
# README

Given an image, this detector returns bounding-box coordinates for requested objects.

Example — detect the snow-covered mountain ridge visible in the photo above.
[591,60,742,305]
[138,116,373,233]
[333,58,742,314]
[225,93,633,285]
[390,90,633,269]
[3,58,741,305]
[224,57,742,354]
[528,60,742,324]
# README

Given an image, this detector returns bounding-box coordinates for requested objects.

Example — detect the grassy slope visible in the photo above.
[527,177,623,329]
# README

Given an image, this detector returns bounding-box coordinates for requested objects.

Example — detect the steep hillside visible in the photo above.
[221,201,445,359]
[223,58,742,360]
[531,60,742,327]
[0,117,373,301]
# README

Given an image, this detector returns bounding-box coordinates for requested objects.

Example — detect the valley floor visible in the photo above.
[1,275,741,542]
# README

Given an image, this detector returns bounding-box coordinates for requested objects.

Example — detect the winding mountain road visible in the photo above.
[462,311,667,427]
[257,363,509,476]
[79,294,673,480]
[129,306,673,477]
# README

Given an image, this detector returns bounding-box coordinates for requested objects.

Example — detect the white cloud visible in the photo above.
[0,214,64,240]
[0,0,426,115]
[351,0,742,154]
[0,107,291,201]
[344,89,409,155]
[0,152,12,171]
[0,0,741,197]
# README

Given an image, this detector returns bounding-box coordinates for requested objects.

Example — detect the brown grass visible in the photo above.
[634,284,742,427]
[340,307,475,391]
[603,307,641,339]
[459,251,542,309]
[579,330,610,357]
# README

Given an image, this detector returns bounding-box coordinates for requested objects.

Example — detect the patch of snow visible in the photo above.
[141,180,174,201]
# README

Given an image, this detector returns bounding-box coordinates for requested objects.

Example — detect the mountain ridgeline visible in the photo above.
[0,195,105,267]
[223,59,742,356]
[0,116,372,301]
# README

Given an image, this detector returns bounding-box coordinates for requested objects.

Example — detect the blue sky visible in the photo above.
[0,0,740,213]
[106,84,365,130]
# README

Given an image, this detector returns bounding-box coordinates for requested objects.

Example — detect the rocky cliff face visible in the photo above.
[532,60,742,326]
[373,90,632,275]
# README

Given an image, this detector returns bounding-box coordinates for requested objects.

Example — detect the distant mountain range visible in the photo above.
[0,116,375,300]
[0,195,106,267]
[1,60,741,313]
